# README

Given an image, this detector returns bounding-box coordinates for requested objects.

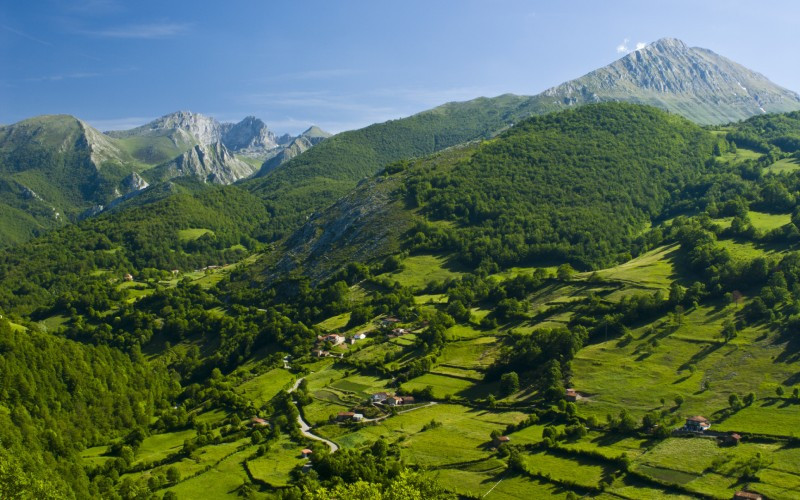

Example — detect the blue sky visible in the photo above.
[1,0,799,134]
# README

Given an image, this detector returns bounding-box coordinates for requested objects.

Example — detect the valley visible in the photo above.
[3,30,800,500]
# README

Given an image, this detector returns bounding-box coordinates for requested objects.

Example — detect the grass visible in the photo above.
[245,437,304,487]
[714,401,800,436]
[522,449,613,489]
[315,312,350,331]
[236,368,294,407]
[586,244,679,289]
[766,157,800,174]
[401,373,480,399]
[385,254,465,289]
[177,228,215,242]
[748,211,792,231]
[165,443,254,498]
[134,429,196,466]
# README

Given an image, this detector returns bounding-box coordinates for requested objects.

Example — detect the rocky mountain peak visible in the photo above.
[221,116,278,153]
[539,38,800,124]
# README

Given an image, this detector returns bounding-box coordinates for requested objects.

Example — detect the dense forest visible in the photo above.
[402,103,718,270]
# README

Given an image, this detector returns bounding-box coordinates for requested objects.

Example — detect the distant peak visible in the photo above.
[301,125,332,138]
[647,37,689,52]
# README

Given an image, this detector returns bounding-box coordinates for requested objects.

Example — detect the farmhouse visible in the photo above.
[387,396,404,406]
[352,413,364,422]
[371,392,392,403]
[311,349,329,358]
[723,433,742,445]
[337,412,355,421]
[685,416,711,432]
[565,388,577,402]
[124,273,133,281]
[250,417,269,428]
[401,396,415,404]
[319,334,344,345]
[301,449,313,458]
[493,436,511,447]
[391,328,408,336]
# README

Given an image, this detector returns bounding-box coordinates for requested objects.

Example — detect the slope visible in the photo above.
[243,38,800,241]
[272,103,717,281]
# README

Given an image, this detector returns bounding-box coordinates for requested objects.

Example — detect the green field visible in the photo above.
[385,254,465,289]
[766,157,800,174]
[748,211,792,231]
[245,437,305,487]
[177,228,215,242]
[236,368,295,407]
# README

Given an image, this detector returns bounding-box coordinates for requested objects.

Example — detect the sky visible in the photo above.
[2,0,800,135]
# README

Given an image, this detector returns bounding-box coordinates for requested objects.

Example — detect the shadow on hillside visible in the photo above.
[678,341,725,371]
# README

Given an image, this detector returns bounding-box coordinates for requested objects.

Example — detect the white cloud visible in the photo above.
[617,38,647,54]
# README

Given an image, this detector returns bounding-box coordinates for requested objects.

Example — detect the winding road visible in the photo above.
[288,377,339,452]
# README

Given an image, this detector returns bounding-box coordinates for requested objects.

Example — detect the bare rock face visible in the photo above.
[150,142,258,184]
[108,110,224,145]
[540,37,800,124]
[258,126,333,174]
[120,172,149,194]
[221,116,278,154]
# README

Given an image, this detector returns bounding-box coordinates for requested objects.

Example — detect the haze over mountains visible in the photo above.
[1,37,798,248]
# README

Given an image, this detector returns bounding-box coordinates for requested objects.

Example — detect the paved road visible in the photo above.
[288,377,339,452]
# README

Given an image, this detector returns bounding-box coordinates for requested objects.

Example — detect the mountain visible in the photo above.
[244,38,800,243]
[533,37,800,124]
[270,103,717,281]
[259,125,332,174]
[0,115,143,244]
[148,142,259,184]
[107,111,328,164]
[0,111,330,246]
[220,115,279,155]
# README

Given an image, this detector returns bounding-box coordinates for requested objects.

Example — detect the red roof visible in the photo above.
[338,412,355,417]
[687,416,709,423]
[497,436,510,442]
[301,448,313,454]
[565,389,577,396]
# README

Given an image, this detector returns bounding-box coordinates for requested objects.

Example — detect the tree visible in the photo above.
[557,264,575,281]
[499,372,520,396]
[674,395,684,407]
[722,319,737,342]
[729,394,743,411]
[744,392,756,406]
[166,466,181,484]
[776,386,785,397]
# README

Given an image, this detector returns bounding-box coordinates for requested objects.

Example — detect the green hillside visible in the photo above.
[244,94,536,239]
[5,106,800,498]
[274,103,716,279]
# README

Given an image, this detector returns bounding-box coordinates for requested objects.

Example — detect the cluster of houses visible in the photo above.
[311,332,369,358]
[371,392,415,406]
